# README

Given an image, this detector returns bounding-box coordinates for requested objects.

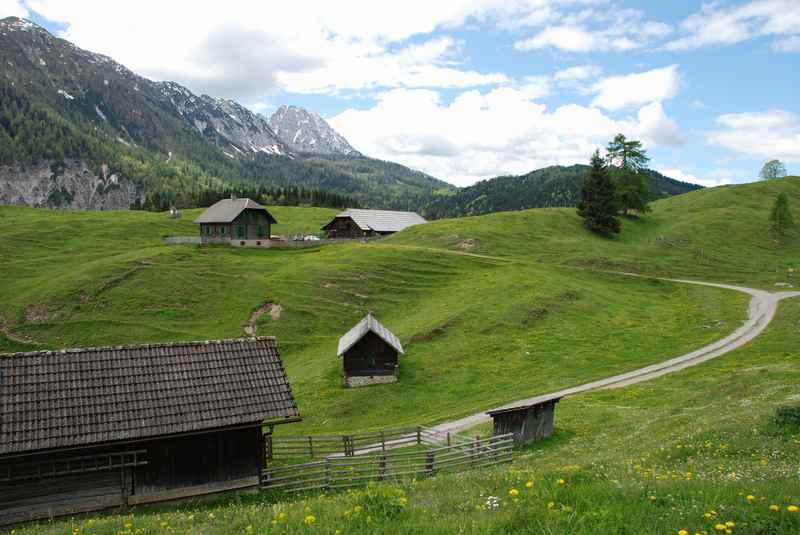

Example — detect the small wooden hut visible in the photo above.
[337,313,404,387]
[0,337,300,525]
[195,197,277,245]
[486,395,562,445]
[321,209,427,239]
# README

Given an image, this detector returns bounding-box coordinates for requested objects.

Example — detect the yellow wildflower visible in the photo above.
[354,505,363,514]
[509,488,519,497]
[547,501,555,509]
[769,505,780,512]
[649,495,657,501]
[558,479,566,485]
[725,521,735,528]
[304,515,316,526]
[526,480,534,489]
[746,495,755,502]
[788,505,798,513]
[714,524,727,531]
[679,530,689,535]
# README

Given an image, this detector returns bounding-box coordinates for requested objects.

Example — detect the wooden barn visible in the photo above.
[195,197,277,246]
[321,209,427,239]
[0,337,299,526]
[337,313,405,387]
[486,395,562,445]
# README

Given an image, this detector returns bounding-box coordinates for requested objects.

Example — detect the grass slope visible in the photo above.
[15,290,800,535]
[393,177,800,288]
[0,203,746,435]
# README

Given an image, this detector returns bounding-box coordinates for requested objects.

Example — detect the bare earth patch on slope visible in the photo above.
[243,302,282,335]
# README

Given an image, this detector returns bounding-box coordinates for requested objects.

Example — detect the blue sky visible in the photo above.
[4,0,799,187]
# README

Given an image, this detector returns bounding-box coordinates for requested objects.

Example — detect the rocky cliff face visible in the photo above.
[0,160,144,210]
[269,105,359,156]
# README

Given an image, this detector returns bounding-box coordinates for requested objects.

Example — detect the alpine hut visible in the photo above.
[337,313,404,387]
[321,209,426,239]
[0,337,299,525]
[486,394,562,445]
[195,197,277,246]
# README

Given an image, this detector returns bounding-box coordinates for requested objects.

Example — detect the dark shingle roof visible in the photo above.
[322,209,427,233]
[0,337,299,456]
[337,313,404,356]
[194,198,277,224]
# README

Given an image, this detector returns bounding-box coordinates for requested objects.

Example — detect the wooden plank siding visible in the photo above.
[200,209,272,243]
[343,331,399,377]
[0,428,266,526]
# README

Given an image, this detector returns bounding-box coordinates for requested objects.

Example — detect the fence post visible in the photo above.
[308,436,314,459]
[416,426,422,445]
[380,430,386,452]
[473,436,480,466]
[425,451,435,476]
[325,459,331,490]
[378,455,386,481]
[447,432,451,447]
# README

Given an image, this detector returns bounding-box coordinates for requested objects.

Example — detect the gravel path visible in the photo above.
[428,278,800,435]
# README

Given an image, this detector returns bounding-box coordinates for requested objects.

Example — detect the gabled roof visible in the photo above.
[194,198,277,224]
[0,337,299,456]
[322,209,427,233]
[337,313,404,357]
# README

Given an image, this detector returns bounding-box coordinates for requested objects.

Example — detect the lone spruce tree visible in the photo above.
[770,192,794,236]
[605,133,652,215]
[578,150,620,236]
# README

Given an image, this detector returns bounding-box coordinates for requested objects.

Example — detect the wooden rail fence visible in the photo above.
[267,426,478,461]
[261,432,513,494]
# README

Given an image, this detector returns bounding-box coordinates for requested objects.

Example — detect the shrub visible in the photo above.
[347,483,408,521]
[773,404,800,429]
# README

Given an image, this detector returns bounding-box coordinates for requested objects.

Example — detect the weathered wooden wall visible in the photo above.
[324,217,369,239]
[343,331,399,377]
[0,427,264,526]
[491,401,558,444]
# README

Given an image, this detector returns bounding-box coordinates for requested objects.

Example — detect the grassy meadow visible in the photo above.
[11,297,800,535]
[2,177,799,534]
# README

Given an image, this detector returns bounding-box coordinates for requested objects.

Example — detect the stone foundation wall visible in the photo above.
[345,375,398,388]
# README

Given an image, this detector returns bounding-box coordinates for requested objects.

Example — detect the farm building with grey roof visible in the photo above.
[322,209,427,239]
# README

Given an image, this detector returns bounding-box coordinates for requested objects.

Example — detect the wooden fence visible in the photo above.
[267,426,477,461]
[261,432,513,494]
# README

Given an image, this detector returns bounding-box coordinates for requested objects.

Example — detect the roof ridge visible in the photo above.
[0,336,277,358]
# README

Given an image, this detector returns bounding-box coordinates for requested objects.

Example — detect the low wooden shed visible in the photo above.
[321,209,427,239]
[486,395,562,445]
[337,313,404,387]
[0,337,300,526]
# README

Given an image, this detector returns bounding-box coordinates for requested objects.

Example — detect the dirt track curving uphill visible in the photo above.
[429,278,800,435]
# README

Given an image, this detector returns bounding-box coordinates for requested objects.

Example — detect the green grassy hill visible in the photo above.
[393,176,800,288]
[2,178,799,533]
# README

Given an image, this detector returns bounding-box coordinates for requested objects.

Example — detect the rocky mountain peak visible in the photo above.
[268,105,359,156]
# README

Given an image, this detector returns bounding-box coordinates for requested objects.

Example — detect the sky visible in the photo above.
[2,0,799,188]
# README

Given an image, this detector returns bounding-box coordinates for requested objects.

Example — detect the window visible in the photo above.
[257,225,266,238]
[236,225,246,239]
[220,226,227,236]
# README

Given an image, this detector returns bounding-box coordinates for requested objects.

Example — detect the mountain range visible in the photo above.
[0,16,450,210]
[0,16,699,214]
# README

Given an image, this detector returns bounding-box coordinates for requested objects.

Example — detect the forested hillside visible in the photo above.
[421,164,701,218]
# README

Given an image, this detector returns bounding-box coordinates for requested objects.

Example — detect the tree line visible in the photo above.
[133,185,359,212]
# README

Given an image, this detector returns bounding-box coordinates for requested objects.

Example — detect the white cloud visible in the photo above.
[590,65,680,111]
[514,8,672,53]
[633,101,683,146]
[25,0,525,100]
[664,0,800,51]
[656,167,730,188]
[0,0,27,17]
[329,87,682,186]
[707,110,800,163]
[554,64,602,82]
[772,35,800,52]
